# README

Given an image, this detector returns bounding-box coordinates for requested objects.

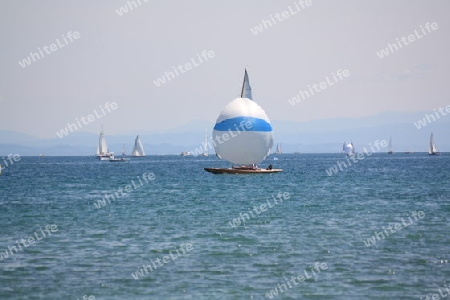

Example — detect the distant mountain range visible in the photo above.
[1,111,449,156]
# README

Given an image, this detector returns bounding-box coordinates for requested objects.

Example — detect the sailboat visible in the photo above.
[428,133,440,155]
[388,136,393,154]
[131,135,146,157]
[342,141,355,156]
[275,143,282,154]
[200,129,209,156]
[97,125,114,160]
[204,69,282,174]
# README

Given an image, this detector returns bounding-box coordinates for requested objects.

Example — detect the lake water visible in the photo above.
[0,153,449,299]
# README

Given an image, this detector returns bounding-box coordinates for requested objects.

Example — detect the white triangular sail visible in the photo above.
[240,69,252,100]
[429,133,439,155]
[98,127,108,154]
[388,136,393,153]
[275,143,282,154]
[97,125,114,159]
[132,135,146,157]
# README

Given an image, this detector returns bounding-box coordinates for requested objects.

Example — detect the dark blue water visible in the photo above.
[0,154,449,299]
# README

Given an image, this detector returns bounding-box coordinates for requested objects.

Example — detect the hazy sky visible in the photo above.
[1,0,449,138]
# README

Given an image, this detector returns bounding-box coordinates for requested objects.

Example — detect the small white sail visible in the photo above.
[97,125,114,159]
[343,141,354,156]
[429,133,440,155]
[132,135,146,157]
[240,69,252,100]
[275,143,282,154]
[99,130,109,154]
[388,136,393,154]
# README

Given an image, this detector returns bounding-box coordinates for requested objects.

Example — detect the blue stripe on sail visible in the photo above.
[214,117,272,132]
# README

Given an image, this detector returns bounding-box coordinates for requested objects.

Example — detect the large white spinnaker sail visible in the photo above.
[212,70,273,165]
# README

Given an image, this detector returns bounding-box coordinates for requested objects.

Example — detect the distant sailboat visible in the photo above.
[200,129,209,156]
[343,141,355,156]
[275,143,282,154]
[131,135,146,157]
[428,133,440,155]
[204,69,281,174]
[97,125,114,160]
[388,136,393,154]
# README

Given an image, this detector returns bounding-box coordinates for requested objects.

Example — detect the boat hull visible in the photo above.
[204,167,282,174]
